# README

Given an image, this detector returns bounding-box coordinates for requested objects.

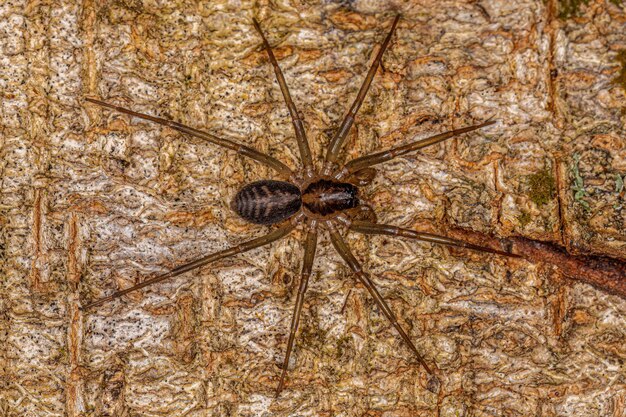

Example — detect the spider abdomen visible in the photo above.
[302,179,359,217]
[232,180,302,225]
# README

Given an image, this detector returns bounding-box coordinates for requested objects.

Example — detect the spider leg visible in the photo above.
[81,224,295,310]
[325,220,435,376]
[252,19,314,177]
[84,98,294,178]
[322,15,400,175]
[335,119,495,179]
[276,224,318,396]
[347,220,520,258]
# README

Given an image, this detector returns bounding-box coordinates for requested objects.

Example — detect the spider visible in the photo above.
[83,15,516,396]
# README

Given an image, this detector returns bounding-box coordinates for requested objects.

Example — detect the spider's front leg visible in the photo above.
[84,98,294,179]
[335,119,496,180]
[322,15,400,175]
[325,220,439,391]
[276,222,318,396]
[253,18,315,178]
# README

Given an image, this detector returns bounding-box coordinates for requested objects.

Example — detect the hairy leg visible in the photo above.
[252,19,314,177]
[322,15,400,174]
[325,221,435,375]
[276,224,318,396]
[85,98,294,178]
[334,119,495,179]
[82,224,295,310]
[347,219,519,258]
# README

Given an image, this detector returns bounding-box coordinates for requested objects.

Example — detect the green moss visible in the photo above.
[558,0,590,18]
[518,211,532,228]
[528,169,556,206]
[571,153,591,211]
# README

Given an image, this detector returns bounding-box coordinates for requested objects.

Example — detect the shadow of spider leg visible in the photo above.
[325,220,439,391]
[81,223,295,310]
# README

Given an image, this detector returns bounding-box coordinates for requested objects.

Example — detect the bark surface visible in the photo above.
[1,1,625,416]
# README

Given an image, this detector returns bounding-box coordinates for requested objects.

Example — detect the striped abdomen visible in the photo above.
[231,180,302,225]
[302,179,359,216]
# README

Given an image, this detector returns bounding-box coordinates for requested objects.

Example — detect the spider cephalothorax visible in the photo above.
[83,15,515,396]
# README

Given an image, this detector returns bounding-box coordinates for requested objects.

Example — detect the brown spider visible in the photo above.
[83,15,516,396]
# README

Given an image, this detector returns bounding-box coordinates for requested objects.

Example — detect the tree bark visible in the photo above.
[1,1,625,416]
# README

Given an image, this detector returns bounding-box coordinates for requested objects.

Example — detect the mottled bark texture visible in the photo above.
[1,0,625,416]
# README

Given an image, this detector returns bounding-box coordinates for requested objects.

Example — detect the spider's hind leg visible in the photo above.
[325,220,439,390]
[84,97,294,178]
[276,224,318,397]
[81,224,295,310]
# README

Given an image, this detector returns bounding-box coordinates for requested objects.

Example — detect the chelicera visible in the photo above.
[83,15,515,396]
